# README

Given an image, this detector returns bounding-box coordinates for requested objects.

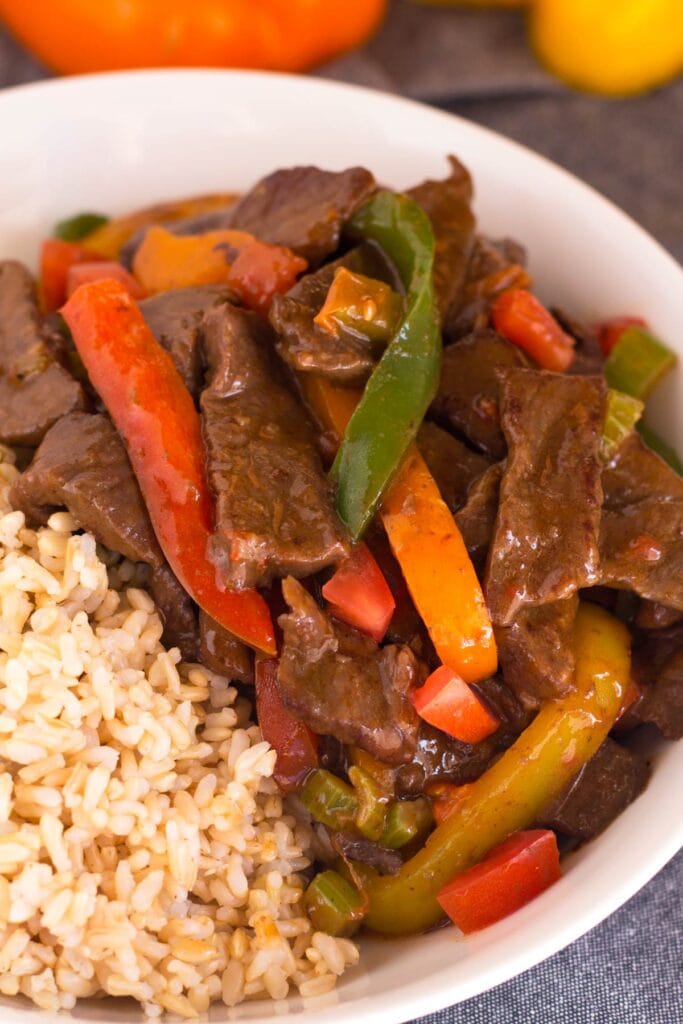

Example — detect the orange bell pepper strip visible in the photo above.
[491,287,575,371]
[40,238,105,312]
[300,376,497,683]
[77,192,238,259]
[61,279,275,655]
[132,225,307,313]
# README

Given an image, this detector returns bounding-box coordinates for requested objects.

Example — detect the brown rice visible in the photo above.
[0,443,358,1017]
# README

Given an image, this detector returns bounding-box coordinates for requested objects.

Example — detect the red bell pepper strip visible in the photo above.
[598,316,646,357]
[491,288,575,371]
[40,238,104,312]
[67,261,146,300]
[437,829,561,934]
[61,279,275,654]
[255,656,319,793]
[322,542,395,642]
[412,665,499,744]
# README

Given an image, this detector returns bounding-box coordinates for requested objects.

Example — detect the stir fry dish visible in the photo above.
[0,158,681,1015]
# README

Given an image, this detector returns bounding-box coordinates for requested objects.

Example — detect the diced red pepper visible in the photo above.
[411,665,499,744]
[61,279,275,654]
[225,239,307,315]
[491,288,575,372]
[437,829,562,934]
[322,542,396,643]
[40,238,104,312]
[67,261,146,301]
[255,656,319,793]
[598,316,647,357]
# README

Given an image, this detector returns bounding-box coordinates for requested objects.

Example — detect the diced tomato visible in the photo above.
[255,657,319,793]
[67,261,146,300]
[598,316,647,357]
[491,288,575,371]
[411,665,499,744]
[322,542,396,643]
[437,829,562,934]
[40,238,104,312]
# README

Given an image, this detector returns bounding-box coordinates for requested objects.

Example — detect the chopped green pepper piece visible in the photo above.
[304,870,365,937]
[348,766,389,841]
[355,603,630,935]
[604,325,676,400]
[300,770,357,831]
[381,798,433,850]
[637,422,683,475]
[331,191,440,539]
[315,267,403,346]
[54,212,109,242]
[601,389,644,462]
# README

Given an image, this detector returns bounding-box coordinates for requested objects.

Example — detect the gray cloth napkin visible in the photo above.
[0,6,682,1022]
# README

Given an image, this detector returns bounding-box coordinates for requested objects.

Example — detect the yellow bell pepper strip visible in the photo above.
[359,602,630,935]
[601,389,644,463]
[604,325,677,400]
[54,211,108,242]
[61,279,276,655]
[314,266,403,346]
[133,225,307,313]
[304,870,365,938]
[300,376,497,684]
[80,192,238,259]
[331,191,441,539]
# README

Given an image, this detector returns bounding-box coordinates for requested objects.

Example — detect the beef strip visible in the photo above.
[629,625,683,739]
[9,412,198,659]
[269,243,396,383]
[600,433,683,610]
[485,369,606,626]
[635,599,683,631]
[278,577,424,765]
[329,831,403,876]
[201,304,348,589]
[225,166,376,267]
[495,597,579,710]
[407,155,475,324]
[553,308,604,377]
[0,261,84,446]
[140,285,234,398]
[430,330,528,459]
[417,421,490,515]
[198,609,254,684]
[446,235,529,340]
[454,462,502,575]
[395,676,531,797]
[538,738,648,840]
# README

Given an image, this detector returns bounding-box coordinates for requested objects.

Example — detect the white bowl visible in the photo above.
[0,70,681,1024]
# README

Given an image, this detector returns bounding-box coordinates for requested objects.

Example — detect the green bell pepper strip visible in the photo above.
[637,422,683,475]
[331,191,441,539]
[601,389,644,462]
[604,325,676,400]
[358,602,630,936]
[54,211,109,242]
[304,870,365,937]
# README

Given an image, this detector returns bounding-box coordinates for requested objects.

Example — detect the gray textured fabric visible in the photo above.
[0,6,681,1022]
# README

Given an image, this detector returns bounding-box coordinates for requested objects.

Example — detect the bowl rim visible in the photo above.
[0,67,681,1024]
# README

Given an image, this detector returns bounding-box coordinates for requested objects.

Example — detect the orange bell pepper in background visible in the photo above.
[40,239,104,312]
[0,0,387,76]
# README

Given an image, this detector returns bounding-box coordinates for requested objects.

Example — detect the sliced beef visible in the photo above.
[417,421,489,515]
[635,599,683,631]
[600,433,683,610]
[538,738,648,840]
[446,235,529,340]
[201,305,348,589]
[495,597,579,709]
[553,309,604,377]
[269,243,396,383]
[630,625,683,739]
[486,369,606,626]
[395,676,531,797]
[140,285,234,398]
[199,609,254,684]
[226,166,376,267]
[454,462,502,575]
[329,831,403,876]
[278,577,424,765]
[0,261,84,445]
[430,330,528,459]
[407,156,475,323]
[9,412,198,659]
